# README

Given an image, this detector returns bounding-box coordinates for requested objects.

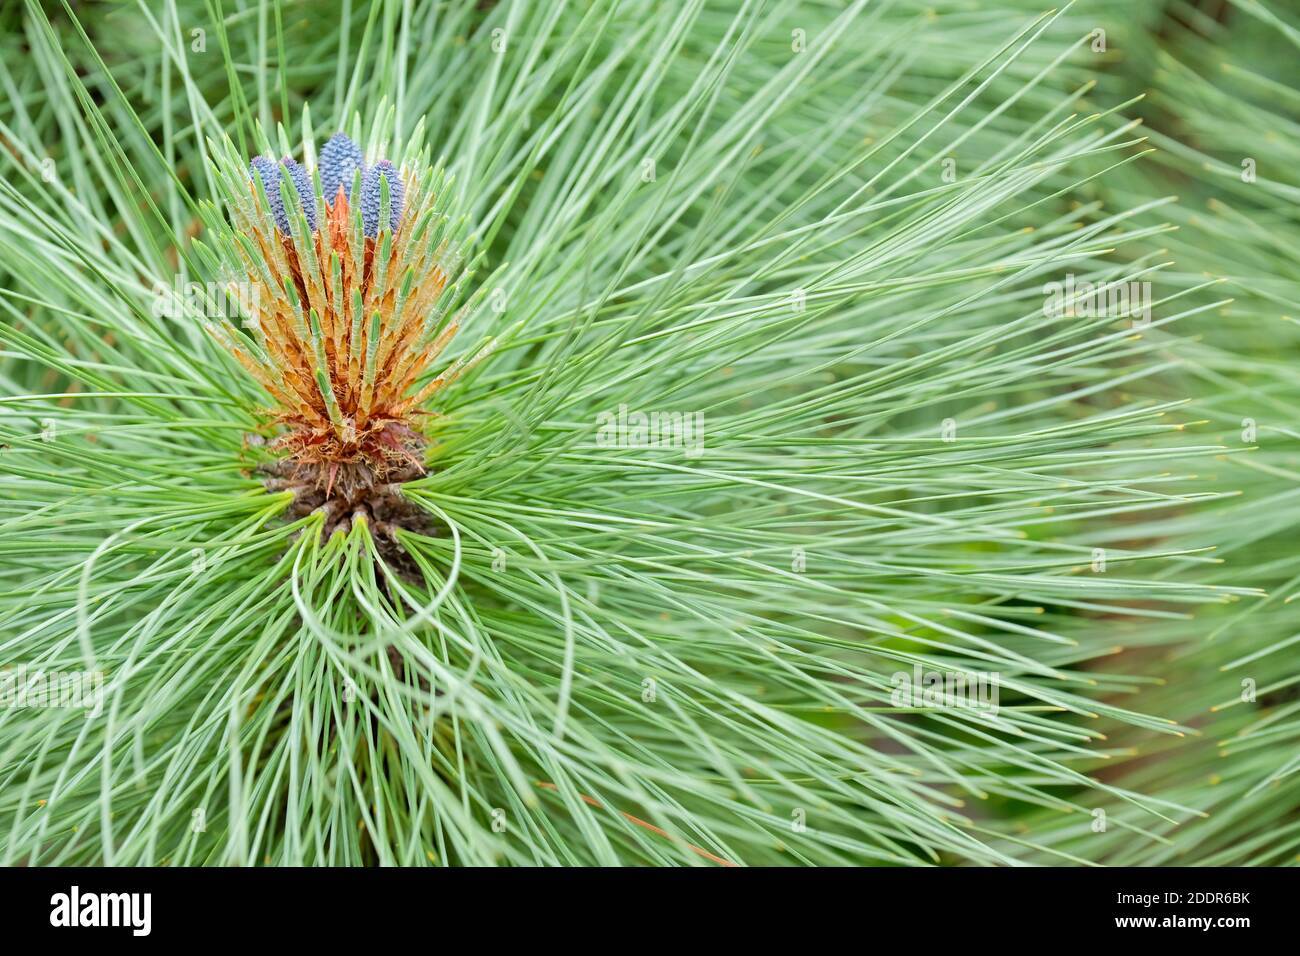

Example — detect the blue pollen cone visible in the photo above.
[361,160,404,238]
[248,156,284,230]
[249,156,318,234]
[280,158,318,233]
[319,132,363,204]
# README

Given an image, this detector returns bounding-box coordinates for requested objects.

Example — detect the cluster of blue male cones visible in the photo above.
[249,132,404,237]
